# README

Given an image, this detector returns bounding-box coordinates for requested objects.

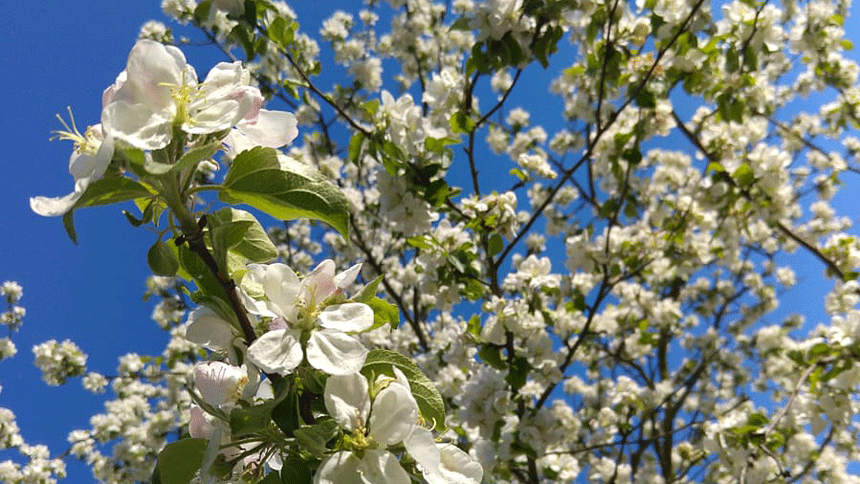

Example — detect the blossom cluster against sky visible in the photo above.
[0,3,331,480]
[1,1,860,482]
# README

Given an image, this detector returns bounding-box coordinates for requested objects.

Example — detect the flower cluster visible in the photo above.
[20,0,860,482]
[31,339,88,386]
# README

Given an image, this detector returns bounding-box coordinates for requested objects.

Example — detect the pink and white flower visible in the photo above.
[30,115,114,217]
[101,39,297,151]
[245,260,373,376]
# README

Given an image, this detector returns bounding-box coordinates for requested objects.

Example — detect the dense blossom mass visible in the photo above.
[9,0,860,482]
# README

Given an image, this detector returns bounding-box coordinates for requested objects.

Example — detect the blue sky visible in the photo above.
[1,2,859,483]
[0,3,333,481]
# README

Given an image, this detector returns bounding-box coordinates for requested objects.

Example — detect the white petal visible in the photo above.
[303,260,337,304]
[31,136,114,217]
[101,100,173,150]
[424,444,484,484]
[198,62,245,99]
[68,134,113,182]
[369,380,418,446]
[405,427,441,475]
[185,99,241,134]
[314,451,361,484]
[193,361,248,406]
[323,373,370,432]
[334,263,362,290]
[188,405,216,439]
[246,329,303,375]
[185,307,235,351]
[30,191,84,217]
[318,303,374,333]
[357,450,410,484]
[306,330,368,375]
[249,263,300,318]
[126,40,188,94]
[237,110,298,148]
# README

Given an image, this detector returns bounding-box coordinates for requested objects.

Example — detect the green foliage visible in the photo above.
[362,349,447,430]
[294,418,340,458]
[207,208,278,272]
[152,438,208,484]
[61,177,154,243]
[142,143,219,175]
[147,239,179,276]
[220,147,350,239]
[366,296,400,331]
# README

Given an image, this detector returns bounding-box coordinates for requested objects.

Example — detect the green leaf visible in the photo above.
[294,418,340,458]
[220,147,350,238]
[148,239,179,277]
[271,378,300,437]
[449,111,475,134]
[807,342,833,362]
[154,438,207,484]
[207,215,254,272]
[177,243,227,300]
[348,132,365,163]
[362,349,446,430]
[74,177,153,209]
[635,89,656,109]
[732,163,755,189]
[269,16,296,47]
[258,472,281,484]
[193,0,212,24]
[478,345,507,370]
[279,458,313,484]
[62,210,78,244]
[367,297,400,330]
[505,356,530,392]
[488,234,504,257]
[354,275,384,303]
[230,402,275,437]
[210,208,279,264]
[449,17,471,31]
[143,143,219,175]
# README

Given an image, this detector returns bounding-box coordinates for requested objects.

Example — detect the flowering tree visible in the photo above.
[4,0,860,482]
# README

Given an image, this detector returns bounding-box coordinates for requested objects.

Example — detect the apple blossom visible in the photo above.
[245,260,373,376]
[30,112,114,217]
[101,39,297,151]
[316,371,418,484]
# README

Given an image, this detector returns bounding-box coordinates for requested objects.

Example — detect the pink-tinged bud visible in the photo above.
[193,361,248,406]
[188,405,216,439]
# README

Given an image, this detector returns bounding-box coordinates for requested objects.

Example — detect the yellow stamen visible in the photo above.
[51,107,100,155]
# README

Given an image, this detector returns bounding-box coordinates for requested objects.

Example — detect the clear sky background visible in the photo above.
[1,2,859,483]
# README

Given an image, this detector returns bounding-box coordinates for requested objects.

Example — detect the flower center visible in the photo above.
[162,71,199,127]
[52,108,100,155]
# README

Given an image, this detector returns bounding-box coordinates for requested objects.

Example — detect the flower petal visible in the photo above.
[369,379,417,446]
[318,303,374,333]
[424,444,484,484]
[246,328,303,375]
[357,450,410,484]
[248,263,300,320]
[314,451,362,484]
[405,427,441,475]
[193,361,247,406]
[237,109,298,148]
[303,260,337,304]
[184,99,241,134]
[30,191,84,217]
[334,263,362,291]
[324,372,370,432]
[185,307,235,351]
[101,100,174,150]
[306,330,368,375]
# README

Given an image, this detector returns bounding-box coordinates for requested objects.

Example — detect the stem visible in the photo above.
[180,216,258,346]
